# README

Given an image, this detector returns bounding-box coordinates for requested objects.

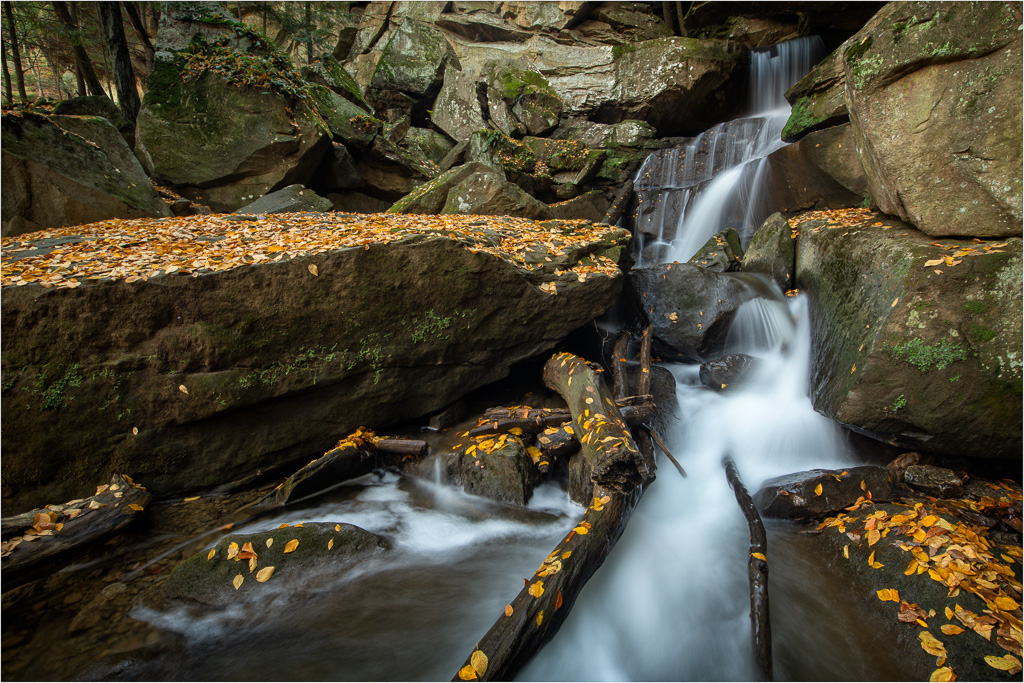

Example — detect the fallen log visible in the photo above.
[1,474,151,589]
[612,332,630,400]
[543,352,652,502]
[638,424,686,478]
[638,324,653,397]
[602,179,634,227]
[469,399,656,437]
[452,485,642,682]
[375,438,428,456]
[723,456,772,682]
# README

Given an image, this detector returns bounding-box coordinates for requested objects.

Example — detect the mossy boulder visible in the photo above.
[51,95,134,147]
[387,161,491,214]
[441,166,552,220]
[743,213,796,291]
[689,228,744,272]
[232,184,333,215]
[459,437,538,505]
[301,55,371,112]
[794,210,1022,459]
[1,113,170,236]
[782,49,849,142]
[0,215,629,511]
[306,83,381,149]
[162,522,389,607]
[370,19,458,98]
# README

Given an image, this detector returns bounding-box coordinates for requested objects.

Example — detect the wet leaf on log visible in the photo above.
[984,654,1021,673]
[504,604,513,617]
[284,539,299,553]
[528,581,544,598]
[232,574,244,590]
[256,566,275,582]
[457,665,478,680]
[471,650,488,677]
[930,666,956,681]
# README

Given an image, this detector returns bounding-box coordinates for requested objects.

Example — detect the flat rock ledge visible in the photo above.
[1,213,630,512]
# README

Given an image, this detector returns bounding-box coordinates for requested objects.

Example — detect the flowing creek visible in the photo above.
[83,36,904,681]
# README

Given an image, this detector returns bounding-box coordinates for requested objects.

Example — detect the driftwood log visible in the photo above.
[612,332,630,400]
[1,474,151,589]
[602,179,634,227]
[638,324,653,396]
[469,398,655,437]
[723,456,773,681]
[453,484,643,681]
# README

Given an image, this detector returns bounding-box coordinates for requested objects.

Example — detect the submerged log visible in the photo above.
[612,332,630,400]
[543,352,652,501]
[452,485,642,682]
[638,324,653,396]
[1,474,151,589]
[723,456,772,682]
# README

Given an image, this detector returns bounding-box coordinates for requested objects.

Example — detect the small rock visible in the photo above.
[699,354,757,390]
[755,466,893,520]
[904,465,964,498]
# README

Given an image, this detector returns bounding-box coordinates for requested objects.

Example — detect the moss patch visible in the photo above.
[890,337,969,373]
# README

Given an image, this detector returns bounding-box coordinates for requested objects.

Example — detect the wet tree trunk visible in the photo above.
[4,2,28,102]
[723,456,773,681]
[52,1,107,98]
[99,1,139,122]
[2,18,14,105]
[612,332,630,400]
[602,179,633,226]
[121,0,154,73]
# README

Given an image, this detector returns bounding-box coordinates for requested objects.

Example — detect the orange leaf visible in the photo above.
[556,591,563,609]
[284,538,299,553]
[504,604,513,617]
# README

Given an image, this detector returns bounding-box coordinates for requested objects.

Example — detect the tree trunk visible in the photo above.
[676,1,687,37]
[723,456,773,681]
[661,1,674,33]
[43,50,64,99]
[99,1,139,122]
[1,18,13,106]
[543,352,653,502]
[93,6,114,99]
[304,1,312,64]
[638,324,653,396]
[4,2,28,102]
[612,332,630,400]
[121,1,154,72]
[52,1,107,98]
[470,399,655,437]
[452,484,643,681]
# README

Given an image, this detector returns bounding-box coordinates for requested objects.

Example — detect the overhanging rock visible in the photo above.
[1,213,630,511]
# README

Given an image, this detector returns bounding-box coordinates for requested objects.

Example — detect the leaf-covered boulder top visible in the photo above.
[1,213,629,290]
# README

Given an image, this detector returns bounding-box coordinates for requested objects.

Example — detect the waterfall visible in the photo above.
[633,36,825,266]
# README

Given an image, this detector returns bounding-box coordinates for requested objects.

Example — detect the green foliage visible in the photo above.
[178,34,310,102]
[890,394,907,412]
[890,337,969,373]
[968,324,997,344]
[32,362,83,409]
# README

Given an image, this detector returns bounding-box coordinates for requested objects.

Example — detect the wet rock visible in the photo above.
[765,128,865,213]
[754,466,892,520]
[781,49,849,142]
[795,211,1022,459]
[162,522,389,607]
[884,451,929,485]
[300,55,371,112]
[742,213,796,291]
[547,191,610,223]
[459,437,537,505]
[1,113,171,236]
[440,166,551,219]
[699,354,757,391]
[370,19,459,100]
[401,128,455,166]
[628,263,758,362]
[233,185,333,215]
[307,84,382,150]
[271,442,371,506]
[51,95,135,147]
[689,228,743,272]
[387,162,492,215]
[69,582,130,634]
[903,465,964,499]
[358,136,441,201]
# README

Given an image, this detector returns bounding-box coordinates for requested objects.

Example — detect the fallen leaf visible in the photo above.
[751,552,766,561]
[844,545,850,559]
[556,591,563,609]
[868,551,884,569]
[266,538,273,548]
[226,542,239,560]
[328,538,334,550]
[178,384,189,394]
[471,650,488,677]
[307,264,318,276]
[924,258,944,267]
[184,496,200,502]
[867,529,881,546]
[877,588,900,602]
[284,538,299,553]
[207,549,216,561]
[941,625,964,636]
[536,610,544,626]
[256,566,275,582]
[919,631,947,659]
[132,427,139,435]
[528,581,545,598]
[505,604,513,617]
[984,654,1021,673]
[930,666,956,681]
[232,574,244,590]
[457,664,478,680]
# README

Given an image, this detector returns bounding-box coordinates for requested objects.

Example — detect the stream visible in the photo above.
[86,35,895,681]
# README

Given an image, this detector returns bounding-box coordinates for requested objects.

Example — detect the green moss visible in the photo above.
[844,35,874,63]
[32,363,83,409]
[968,324,997,344]
[890,394,907,411]
[612,44,638,60]
[890,337,969,373]
[782,97,827,140]
[963,300,987,314]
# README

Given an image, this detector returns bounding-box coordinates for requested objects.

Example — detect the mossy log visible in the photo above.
[451,485,642,682]
[543,352,653,501]
[723,456,772,682]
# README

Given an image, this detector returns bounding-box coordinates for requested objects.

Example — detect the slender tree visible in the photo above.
[52,1,106,98]
[99,1,139,121]
[2,23,13,105]
[121,1,153,71]
[4,2,28,102]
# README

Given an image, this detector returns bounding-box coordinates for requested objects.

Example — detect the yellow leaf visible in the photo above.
[572,525,590,535]
[944,606,954,620]
[207,548,216,561]
[867,529,881,546]
[941,625,964,636]
[528,581,545,598]
[536,610,544,626]
[561,551,572,560]
[751,552,767,561]
[457,664,478,680]
[906,560,919,575]
[868,551,883,569]
[919,631,947,658]
[504,604,513,617]
[930,666,956,681]
[249,556,258,573]
[256,566,275,582]
[232,574,244,590]
[891,298,899,308]
[509,427,523,435]
[471,650,488,677]
[266,538,273,548]
[226,542,239,560]
[924,258,944,268]
[335,524,341,532]
[814,483,823,496]
[128,503,144,511]
[844,545,850,559]
[178,384,189,394]
[994,596,1019,611]
[876,588,899,602]
[132,427,139,435]
[984,654,1021,672]
[284,538,299,553]
[308,264,319,276]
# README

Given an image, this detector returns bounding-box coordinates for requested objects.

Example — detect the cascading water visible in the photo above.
[632,37,824,266]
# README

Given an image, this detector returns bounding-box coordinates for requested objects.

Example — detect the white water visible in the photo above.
[521,289,854,681]
[632,37,824,266]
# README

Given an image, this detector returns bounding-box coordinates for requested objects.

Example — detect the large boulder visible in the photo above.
[794,209,1022,460]
[233,184,333,215]
[786,1,1023,238]
[743,213,797,292]
[135,18,331,212]
[628,263,761,362]
[0,213,630,511]
[51,95,134,147]
[369,19,459,100]
[441,166,552,219]
[1,113,171,237]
